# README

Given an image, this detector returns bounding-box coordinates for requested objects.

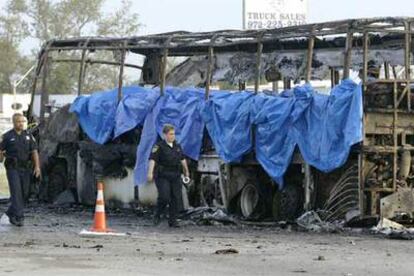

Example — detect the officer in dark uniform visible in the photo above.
[147,124,190,227]
[0,113,41,227]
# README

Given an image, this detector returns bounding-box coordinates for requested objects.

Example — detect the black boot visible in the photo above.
[9,216,23,227]
[16,217,24,227]
[153,215,161,226]
[168,220,180,228]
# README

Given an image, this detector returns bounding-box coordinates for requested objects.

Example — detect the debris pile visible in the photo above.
[371,218,414,240]
[296,211,342,233]
[179,207,238,225]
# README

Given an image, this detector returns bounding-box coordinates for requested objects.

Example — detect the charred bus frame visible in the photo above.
[28,17,414,222]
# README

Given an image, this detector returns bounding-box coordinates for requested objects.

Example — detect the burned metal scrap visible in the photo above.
[296,211,342,233]
[179,207,238,225]
[37,104,141,203]
[78,128,141,178]
[371,218,414,240]
[168,48,406,87]
[38,104,79,168]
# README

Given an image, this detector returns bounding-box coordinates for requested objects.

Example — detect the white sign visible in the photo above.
[243,0,308,30]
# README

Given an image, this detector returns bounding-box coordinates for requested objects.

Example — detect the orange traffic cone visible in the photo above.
[79,181,125,237]
[91,181,108,232]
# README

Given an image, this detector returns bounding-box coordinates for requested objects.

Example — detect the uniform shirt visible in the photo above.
[0,129,38,162]
[149,140,185,173]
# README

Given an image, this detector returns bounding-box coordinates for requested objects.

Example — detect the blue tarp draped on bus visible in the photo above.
[69,86,150,144]
[200,91,255,163]
[114,89,160,138]
[70,80,362,188]
[294,80,363,172]
[134,87,206,185]
[250,79,362,187]
[250,90,297,186]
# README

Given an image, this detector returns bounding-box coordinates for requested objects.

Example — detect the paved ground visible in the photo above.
[0,164,9,198]
[0,204,413,276]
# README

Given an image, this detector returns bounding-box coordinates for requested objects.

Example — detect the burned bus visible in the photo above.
[27,17,414,224]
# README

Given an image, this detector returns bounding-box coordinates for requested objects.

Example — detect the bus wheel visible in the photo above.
[272,182,303,221]
[240,183,260,218]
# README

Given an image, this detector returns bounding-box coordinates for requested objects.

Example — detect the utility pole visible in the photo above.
[11,65,36,110]
[242,0,246,29]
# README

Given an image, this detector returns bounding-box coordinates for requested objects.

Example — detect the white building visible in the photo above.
[0,93,77,134]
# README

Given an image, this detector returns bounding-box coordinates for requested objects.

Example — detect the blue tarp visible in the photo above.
[294,80,363,171]
[70,86,151,144]
[200,91,255,162]
[134,87,206,185]
[70,80,362,188]
[114,88,160,138]
[251,90,297,186]
[251,79,362,187]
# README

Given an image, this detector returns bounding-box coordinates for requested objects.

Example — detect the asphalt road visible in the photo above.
[0,205,413,276]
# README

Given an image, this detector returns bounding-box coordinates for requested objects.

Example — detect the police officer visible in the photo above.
[147,124,190,228]
[0,113,40,227]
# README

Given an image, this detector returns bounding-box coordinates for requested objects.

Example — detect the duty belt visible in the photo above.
[5,158,32,170]
[158,164,180,173]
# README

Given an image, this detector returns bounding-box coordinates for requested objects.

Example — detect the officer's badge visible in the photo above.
[26,136,30,140]
[152,145,159,153]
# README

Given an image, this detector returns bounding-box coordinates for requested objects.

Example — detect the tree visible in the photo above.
[0,0,141,95]
[27,0,104,43]
[97,0,141,37]
[26,0,141,94]
[0,0,30,94]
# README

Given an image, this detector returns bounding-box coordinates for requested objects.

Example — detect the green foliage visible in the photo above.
[0,0,141,95]
[97,0,141,37]
[0,0,29,94]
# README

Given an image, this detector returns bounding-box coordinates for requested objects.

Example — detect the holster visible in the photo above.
[5,157,32,170]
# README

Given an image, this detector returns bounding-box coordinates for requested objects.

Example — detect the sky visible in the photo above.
[105,0,414,34]
[3,0,414,53]
[104,0,414,81]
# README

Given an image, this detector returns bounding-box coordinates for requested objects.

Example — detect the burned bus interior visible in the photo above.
[26,17,414,225]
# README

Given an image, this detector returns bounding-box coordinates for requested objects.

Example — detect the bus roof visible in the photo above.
[40,17,414,56]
